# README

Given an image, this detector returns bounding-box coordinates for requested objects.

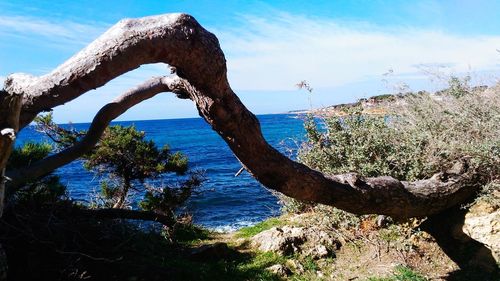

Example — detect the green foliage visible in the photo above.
[378,225,402,243]
[277,193,313,214]
[8,142,52,169]
[474,181,500,208]
[84,125,188,180]
[2,125,203,280]
[369,94,396,102]
[169,223,212,245]
[298,81,500,183]
[299,109,429,181]
[8,142,67,204]
[236,217,286,238]
[163,246,285,281]
[446,75,471,98]
[32,114,199,218]
[15,175,67,205]
[81,125,195,209]
[310,204,361,230]
[301,257,318,272]
[239,251,287,274]
[33,112,85,149]
[367,265,428,281]
[139,172,204,216]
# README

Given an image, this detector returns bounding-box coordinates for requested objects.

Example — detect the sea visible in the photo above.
[16,114,306,232]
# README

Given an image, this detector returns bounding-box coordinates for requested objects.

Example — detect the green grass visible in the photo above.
[172,223,212,245]
[165,248,285,281]
[302,257,318,272]
[236,251,287,280]
[367,265,428,281]
[236,217,286,238]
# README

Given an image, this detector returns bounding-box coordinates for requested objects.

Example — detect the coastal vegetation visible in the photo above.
[0,13,498,280]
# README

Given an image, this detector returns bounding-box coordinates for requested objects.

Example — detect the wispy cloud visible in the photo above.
[217,12,500,91]
[4,11,500,122]
[0,15,108,47]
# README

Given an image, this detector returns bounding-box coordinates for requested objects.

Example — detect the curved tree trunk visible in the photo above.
[0,90,23,218]
[74,208,175,227]
[0,90,22,281]
[2,13,484,220]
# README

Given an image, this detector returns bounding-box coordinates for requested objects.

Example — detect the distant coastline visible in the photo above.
[289,85,491,118]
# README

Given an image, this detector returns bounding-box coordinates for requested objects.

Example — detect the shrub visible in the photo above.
[299,81,499,183]
[31,114,202,220]
[281,79,499,219]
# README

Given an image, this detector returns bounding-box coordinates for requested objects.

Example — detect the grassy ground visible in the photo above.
[2,193,498,280]
[0,199,439,281]
[236,217,287,239]
[229,213,446,281]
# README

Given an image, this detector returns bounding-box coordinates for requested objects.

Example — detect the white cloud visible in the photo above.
[217,13,500,92]
[5,12,500,122]
[0,15,108,47]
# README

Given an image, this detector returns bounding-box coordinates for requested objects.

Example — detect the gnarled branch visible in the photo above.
[6,75,188,192]
[4,13,484,219]
[73,208,175,227]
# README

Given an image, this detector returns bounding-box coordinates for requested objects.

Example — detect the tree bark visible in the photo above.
[3,14,225,130]
[0,90,23,219]
[74,208,175,227]
[3,13,485,219]
[113,178,131,209]
[0,90,22,281]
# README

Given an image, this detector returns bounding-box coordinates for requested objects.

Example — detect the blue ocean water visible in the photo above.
[16,114,305,231]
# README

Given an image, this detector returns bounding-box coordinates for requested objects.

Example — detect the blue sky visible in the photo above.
[1,0,500,122]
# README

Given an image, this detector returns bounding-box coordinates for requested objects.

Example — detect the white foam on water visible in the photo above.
[209,220,258,233]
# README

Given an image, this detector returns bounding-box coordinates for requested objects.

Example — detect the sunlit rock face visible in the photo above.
[463,194,500,263]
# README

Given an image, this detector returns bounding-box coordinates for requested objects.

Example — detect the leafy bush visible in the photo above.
[281,79,499,220]
[299,81,499,183]
[8,142,52,169]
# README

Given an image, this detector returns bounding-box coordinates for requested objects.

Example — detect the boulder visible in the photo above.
[251,226,306,255]
[463,199,500,263]
[305,244,331,260]
[251,226,338,257]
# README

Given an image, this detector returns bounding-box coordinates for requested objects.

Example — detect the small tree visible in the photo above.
[33,114,200,215]
[83,125,189,208]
